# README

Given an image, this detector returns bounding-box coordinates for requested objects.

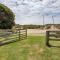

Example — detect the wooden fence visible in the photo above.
[46,30,60,47]
[19,29,27,40]
[0,29,27,46]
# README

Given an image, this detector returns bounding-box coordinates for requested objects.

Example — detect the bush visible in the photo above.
[0,4,15,29]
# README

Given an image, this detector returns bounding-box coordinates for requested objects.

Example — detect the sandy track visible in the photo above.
[27,29,46,36]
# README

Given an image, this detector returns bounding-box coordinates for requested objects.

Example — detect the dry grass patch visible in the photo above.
[27,44,44,60]
[21,44,31,48]
[30,44,44,54]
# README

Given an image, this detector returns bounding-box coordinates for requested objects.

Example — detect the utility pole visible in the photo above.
[43,15,44,26]
[52,16,54,25]
[52,16,55,29]
[43,15,44,29]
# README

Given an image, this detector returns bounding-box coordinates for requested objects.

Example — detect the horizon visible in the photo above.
[16,23,60,25]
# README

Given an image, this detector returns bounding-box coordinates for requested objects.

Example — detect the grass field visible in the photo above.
[0,36,60,60]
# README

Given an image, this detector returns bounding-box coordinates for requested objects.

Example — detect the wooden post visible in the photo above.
[19,29,20,40]
[26,29,27,38]
[46,31,50,46]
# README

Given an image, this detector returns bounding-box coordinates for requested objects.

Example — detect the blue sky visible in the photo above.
[0,0,60,25]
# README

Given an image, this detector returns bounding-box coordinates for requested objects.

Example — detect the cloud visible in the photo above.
[1,0,60,16]
[0,0,60,24]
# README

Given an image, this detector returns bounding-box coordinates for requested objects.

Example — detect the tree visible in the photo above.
[0,3,15,29]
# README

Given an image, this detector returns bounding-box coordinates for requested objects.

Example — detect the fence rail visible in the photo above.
[19,29,27,40]
[0,29,27,46]
[46,30,60,47]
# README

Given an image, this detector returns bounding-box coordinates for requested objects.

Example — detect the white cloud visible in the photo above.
[0,0,60,24]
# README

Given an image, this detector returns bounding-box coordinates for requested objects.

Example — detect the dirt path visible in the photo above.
[27,29,46,36]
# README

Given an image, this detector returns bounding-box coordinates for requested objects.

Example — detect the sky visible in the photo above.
[0,0,60,25]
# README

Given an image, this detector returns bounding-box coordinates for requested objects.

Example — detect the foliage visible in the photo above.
[15,24,44,29]
[0,4,15,29]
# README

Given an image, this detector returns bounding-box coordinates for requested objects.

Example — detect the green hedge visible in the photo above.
[0,4,15,29]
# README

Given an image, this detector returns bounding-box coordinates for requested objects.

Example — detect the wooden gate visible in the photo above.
[19,29,27,40]
[46,30,60,47]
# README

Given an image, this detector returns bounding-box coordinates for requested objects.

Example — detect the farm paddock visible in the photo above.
[0,29,60,60]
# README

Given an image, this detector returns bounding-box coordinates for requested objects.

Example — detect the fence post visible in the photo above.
[46,31,50,46]
[26,29,27,38]
[19,29,20,40]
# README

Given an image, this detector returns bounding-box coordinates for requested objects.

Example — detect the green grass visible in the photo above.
[0,36,60,60]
